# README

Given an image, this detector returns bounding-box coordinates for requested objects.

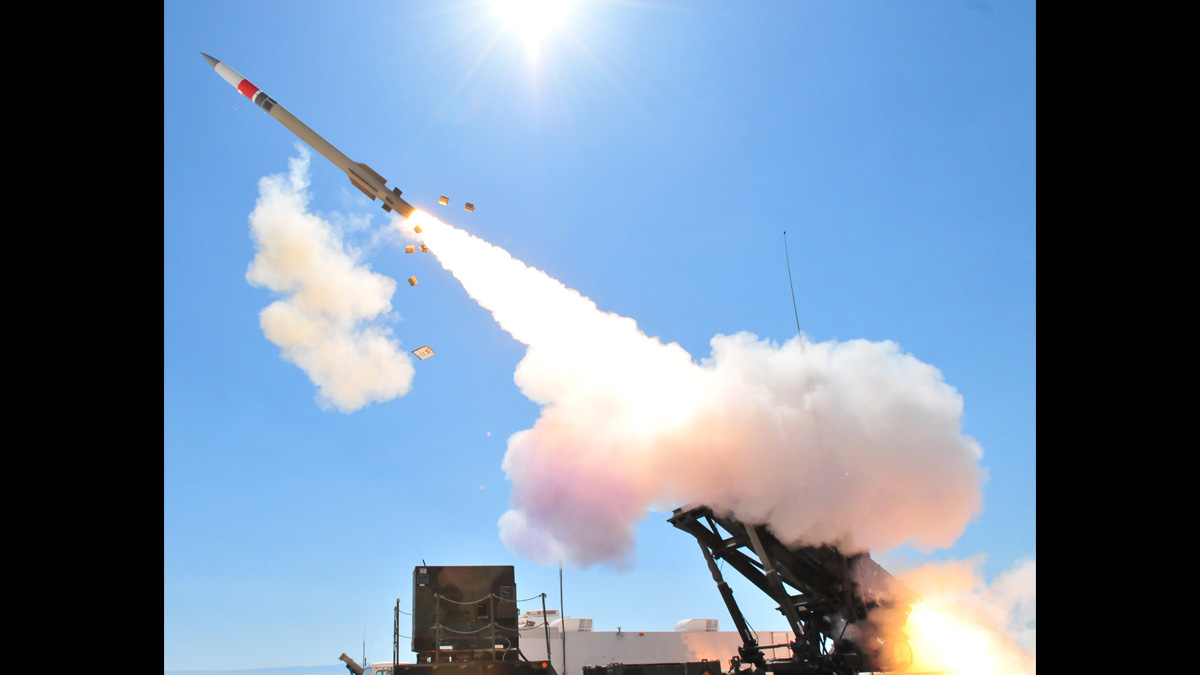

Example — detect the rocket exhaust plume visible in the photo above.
[246,147,415,412]
[404,211,987,568]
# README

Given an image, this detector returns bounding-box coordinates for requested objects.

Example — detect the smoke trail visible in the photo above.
[405,211,985,568]
[246,146,414,412]
[893,557,1036,674]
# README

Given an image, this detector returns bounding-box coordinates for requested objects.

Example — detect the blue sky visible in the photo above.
[164,1,1035,670]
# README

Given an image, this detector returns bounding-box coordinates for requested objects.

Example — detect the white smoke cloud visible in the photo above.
[982,557,1036,657]
[246,146,414,412]
[407,212,986,568]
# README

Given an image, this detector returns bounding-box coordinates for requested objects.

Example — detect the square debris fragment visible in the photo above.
[420,244,429,253]
[413,225,423,234]
[464,202,475,212]
[408,276,418,287]
[412,345,435,360]
[438,196,449,205]
[405,245,415,254]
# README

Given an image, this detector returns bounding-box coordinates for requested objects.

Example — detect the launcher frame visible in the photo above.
[668,504,914,675]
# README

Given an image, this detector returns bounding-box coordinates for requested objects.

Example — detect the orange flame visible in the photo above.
[897,602,1034,675]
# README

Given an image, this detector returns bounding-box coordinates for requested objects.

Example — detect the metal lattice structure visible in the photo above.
[668,504,916,675]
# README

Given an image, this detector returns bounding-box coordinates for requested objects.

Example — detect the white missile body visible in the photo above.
[202,53,415,219]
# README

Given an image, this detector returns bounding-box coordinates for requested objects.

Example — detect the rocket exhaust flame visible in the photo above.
[890,558,1036,675]
[402,211,987,570]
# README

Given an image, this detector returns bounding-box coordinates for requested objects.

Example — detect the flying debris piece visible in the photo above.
[420,244,429,253]
[405,245,415,254]
[413,225,423,234]
[464,202,475,212]
[438,196,449,205]
[408,276,418,287]
[201,53,415,219]
[412,345,435,360]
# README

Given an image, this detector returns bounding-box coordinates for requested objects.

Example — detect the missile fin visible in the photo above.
[356,163,387,185]
[347,175,377,201]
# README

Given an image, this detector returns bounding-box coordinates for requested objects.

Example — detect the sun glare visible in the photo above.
[492,0,575,58]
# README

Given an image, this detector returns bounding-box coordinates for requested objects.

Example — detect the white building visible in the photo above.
[516,610,792,675]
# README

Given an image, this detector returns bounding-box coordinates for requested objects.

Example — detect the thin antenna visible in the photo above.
[783,231,804,349]
[559,563,567,675]
[541,593,552,664]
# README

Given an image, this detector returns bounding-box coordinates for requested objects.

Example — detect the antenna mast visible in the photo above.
[783,231,804,348]
[559,564,566,675]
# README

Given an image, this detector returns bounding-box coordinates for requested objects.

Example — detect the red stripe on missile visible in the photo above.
[236,79,260,100]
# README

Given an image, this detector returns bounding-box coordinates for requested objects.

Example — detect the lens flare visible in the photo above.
[492,0,574,59]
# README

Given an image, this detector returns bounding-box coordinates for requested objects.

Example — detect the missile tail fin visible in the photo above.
[347,175,377,201]
[356,163,387,185]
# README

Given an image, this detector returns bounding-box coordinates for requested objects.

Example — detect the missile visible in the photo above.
[202,53,415,219]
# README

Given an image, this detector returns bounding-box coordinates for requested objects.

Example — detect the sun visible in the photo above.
[491,0,576,59]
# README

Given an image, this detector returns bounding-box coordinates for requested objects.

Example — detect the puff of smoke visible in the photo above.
[407,212,986,568]
[246,146,414,412]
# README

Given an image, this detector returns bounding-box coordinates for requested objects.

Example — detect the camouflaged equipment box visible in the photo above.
[412,565,520,663]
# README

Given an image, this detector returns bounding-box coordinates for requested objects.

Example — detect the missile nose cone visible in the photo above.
[201,52,219,68]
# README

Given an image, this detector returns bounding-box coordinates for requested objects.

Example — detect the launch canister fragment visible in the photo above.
[420,244,429,253]
[405,245,415,254]
[413,225,423,234]
[439,196,449,205]
[464,202,475,212]
[412,345,435,360]
[408,276,418,287]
